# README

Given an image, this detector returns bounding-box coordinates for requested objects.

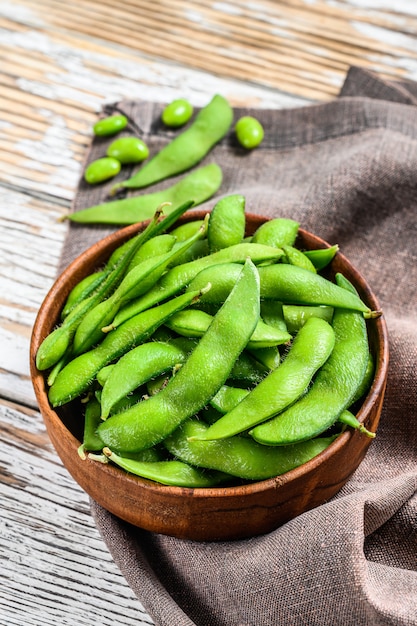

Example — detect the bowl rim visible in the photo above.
[30,210,389,501]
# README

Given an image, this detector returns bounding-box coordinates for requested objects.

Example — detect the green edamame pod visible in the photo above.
[187,262,371,314]
[207,194,246,252]
[283,304,334,334]
[65,163,222,225]
[304,244,339,271]
[37,204,192,371]
[250,276,370,445]
[78,396,104,458]
[72,217,208,353]
[127,233,176,270]
[102,448,230,487]
[61,271,106,320]
[338,410,376,438]
[209,385,249,414]
[251,218,299,247]
[165,308,291,348]
[247,345,281,370]
[192,317,335,441]
[110,243,284,329]
[282,245,317,273]
[169,220,205,241]
[259,300,288,333]
[111,94,232,192]
[164,418,336,481]
[48,288,206,407]
[100,341,188,420]
[97,258,261,452]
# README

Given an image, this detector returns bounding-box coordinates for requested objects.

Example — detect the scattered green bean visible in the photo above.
[106,137,149,164]
[111,94,232,193]
[162,98,194,127]
[235,116,264,150]
[84,157,121,184]
[93,114,128,136]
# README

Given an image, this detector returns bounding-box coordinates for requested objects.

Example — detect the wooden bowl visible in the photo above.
[30,211,389,541]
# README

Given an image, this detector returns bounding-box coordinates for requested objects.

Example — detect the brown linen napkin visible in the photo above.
[61,67,417,626]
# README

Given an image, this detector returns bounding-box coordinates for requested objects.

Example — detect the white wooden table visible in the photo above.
[1,2,416,623]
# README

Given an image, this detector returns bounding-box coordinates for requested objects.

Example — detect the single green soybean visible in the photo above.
[97,258,261,452]
[102,448,230,487]
[207,194,246,252]
[193,317,335,441]
[48,288,205,407]
[84,157,121,184]
[93,114,128,136]
[106,137,149,164]
[162,98,194,127]
[250,275,370,446]
[164,418,335,481]
[66,163,222,225]
[235,116,264,150]
[100,341,188,420]
[251,218,299,247]
[111,94,233,192]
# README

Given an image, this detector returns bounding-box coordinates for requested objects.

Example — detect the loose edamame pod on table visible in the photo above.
[64,163,222,225]
[111,94,233,193]
[97,258,261,452]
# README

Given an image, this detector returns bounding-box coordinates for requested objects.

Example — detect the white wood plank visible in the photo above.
[0,401,154,625]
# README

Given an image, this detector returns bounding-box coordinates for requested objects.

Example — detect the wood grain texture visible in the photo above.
[0,0,416,622]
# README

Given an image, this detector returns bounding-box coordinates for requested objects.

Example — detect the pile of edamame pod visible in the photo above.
[36,194,381,488]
